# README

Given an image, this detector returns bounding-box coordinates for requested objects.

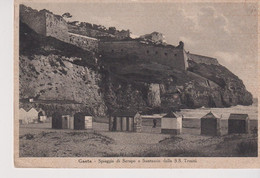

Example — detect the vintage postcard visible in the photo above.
[14,0,260,168]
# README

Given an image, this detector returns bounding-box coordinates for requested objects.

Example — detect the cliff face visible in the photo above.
[100,55,253,113]
[19,22,107,116]
[187,61,253,106]
[19,22,253,116]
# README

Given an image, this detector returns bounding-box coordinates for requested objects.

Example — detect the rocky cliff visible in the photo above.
[19,22,253,116]
[19,22,107,115]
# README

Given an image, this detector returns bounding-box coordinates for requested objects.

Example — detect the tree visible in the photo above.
[62,12,72,18]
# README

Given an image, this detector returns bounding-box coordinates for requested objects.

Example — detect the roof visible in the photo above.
[28,108,38,113]
[201,111,220,119]
[228,114,249,120]
[163,111,178,118]
[110,109,139,117]
[19,108,26,112]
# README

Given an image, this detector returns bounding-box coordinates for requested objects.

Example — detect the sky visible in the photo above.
[23,2,258,97]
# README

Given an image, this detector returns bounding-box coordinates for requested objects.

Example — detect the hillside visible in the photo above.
[19,21,253,115]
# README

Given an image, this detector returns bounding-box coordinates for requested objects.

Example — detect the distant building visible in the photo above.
[19,108,28,124]
[140,32,166,44]
[200,111,221,136]
[228,114,250,134]
[109,110,141,132]
[19,107,47,124]
[114,30,130,40]
[161,111,182,135]
[26,108,39,123]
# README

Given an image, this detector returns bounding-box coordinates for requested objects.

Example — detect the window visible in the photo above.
[155,51,158,55]
[147,50,149,54]
[121,49,123,52]
[165,52,168,56]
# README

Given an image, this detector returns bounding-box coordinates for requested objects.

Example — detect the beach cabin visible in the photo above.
[161,111,182,135]
[228,114,249,134]
[52,112,62,129]
[74,112,93,130]
[109,110,141,132]
[61,115,70,129]
[200,111,221,136]
[19,108,28,124]
[69,116,74,130]
[27,108,39,123]
[37,108,46,122]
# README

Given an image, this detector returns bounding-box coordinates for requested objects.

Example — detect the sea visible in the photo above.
[177,99,258,134]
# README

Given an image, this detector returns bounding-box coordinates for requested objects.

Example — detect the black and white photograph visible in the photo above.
[14,0,259,168]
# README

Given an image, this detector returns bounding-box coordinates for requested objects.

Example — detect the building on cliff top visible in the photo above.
[20,4,98,52]
[140,32,166,44]
[20,4,219,71]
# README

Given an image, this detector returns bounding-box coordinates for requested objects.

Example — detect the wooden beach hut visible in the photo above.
[61,115,70,129]
[161,111,182,135]
[228,114,249,134]
[200,111,221,136]
[109,110,141,132]
[74,112,93,130]
[52,112,62,129]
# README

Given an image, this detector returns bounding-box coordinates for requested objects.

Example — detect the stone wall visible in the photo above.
[20,5,98,52]
[99,41,188,70]
[187,53,219,65]
[68,24,114,39]
[20,5,46,35]
[68,33,98,52]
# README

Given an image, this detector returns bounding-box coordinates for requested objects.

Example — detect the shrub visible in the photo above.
[24,133,34,140]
